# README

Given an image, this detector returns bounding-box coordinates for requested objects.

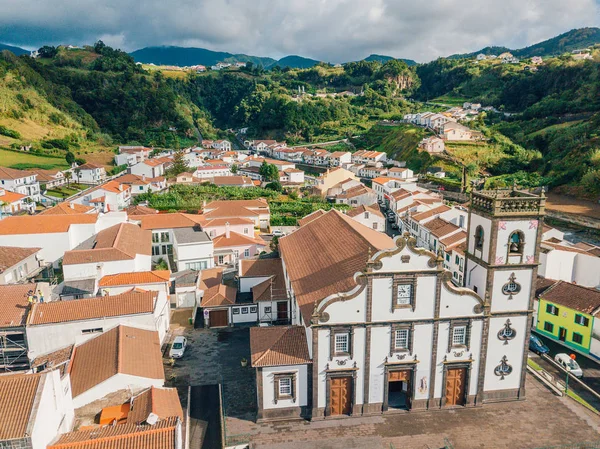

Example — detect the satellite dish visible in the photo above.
[146,412,159,425]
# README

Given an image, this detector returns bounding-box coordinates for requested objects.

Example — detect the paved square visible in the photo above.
[166,325,600,449]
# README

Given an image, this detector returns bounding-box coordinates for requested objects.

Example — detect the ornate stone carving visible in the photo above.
[336,359,347,366]
[494,356,513,380]
[318,312,330,323]
[501,273,521,299]
[497,319,517,345]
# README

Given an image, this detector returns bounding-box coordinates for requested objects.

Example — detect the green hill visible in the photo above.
[130,46,276,68]
[363,54,417,66]
[0,43,29,56]
[272,55,320,69]
[449,27,600,59]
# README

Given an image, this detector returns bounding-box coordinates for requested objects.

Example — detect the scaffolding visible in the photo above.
[0,329,30,372]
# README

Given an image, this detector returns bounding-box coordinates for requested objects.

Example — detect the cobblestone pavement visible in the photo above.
[165,324,600,449]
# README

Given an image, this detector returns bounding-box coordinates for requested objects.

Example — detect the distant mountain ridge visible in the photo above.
[449,27,600,59]
[363,54,417,66]
[0,43,29,56]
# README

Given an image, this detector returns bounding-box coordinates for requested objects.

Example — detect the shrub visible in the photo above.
[0,125,21,139]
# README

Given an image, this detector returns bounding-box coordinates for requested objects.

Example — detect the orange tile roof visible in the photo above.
[423,218,461,238]
[49,418,178,449]
[279,209,393,325]
[28,290,157,325]
[0,373,43,440]
[0,189,26,203]
[127,387,183,424]
[0,246,40,273]
[411,205,451,222]
[0,283,36,327]
[336,185,372,199]
[298,209,326,227]
[212,231,265,249]
[210,176,254,186]
[31,345,74,377]
[390,189,412,201]
[201,217,254,227]
[125,205,159,216]
[99,270,171,287]
[200,268,237,307]
[141,159,165,167]
[69,325,164,398]
[240,258,287,302]
[440,230,467,247]
[250,326,311,367]
[77,163,103,170]
[130,213,203,230]
[39,202,95,215]
[371,176,396,185]
[63,223,151,265]
[346,203,384,219]
[0,214,98,235]
[0,167,35,180]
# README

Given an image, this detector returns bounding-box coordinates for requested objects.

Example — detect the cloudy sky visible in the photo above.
[1,0,599,62]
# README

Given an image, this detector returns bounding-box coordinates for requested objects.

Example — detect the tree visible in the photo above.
[259,161,279,182]
[231,164,239,174]
[64,171,72,188]
[65,151,75,165]
[265,181,282,192]
[167,150,191,177]
[38,46,58,58]
[270,235,279,254]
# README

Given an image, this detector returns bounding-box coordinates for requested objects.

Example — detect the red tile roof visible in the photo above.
[99,270,171,287]
[0,214,98,235]
[130,213,203,230]
[0,283,36,327]
[0,373,43,440]
[0,189,26,203]
[39,203,95,215]
[346,204,384,219]
[539,281,600,315]
[199,268,237,307]
[69,325,164,398]
[250,326,311,367]
[240,258,287,302]
[298,209,326,227]
[0,167,35,180]
[28,290,157,325]
[0,246,40,273]
[212,231,265,249]
[127,387,183,424]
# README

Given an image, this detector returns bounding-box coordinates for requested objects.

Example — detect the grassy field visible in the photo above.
[431,93,469,106]
[445,141,506,168]
[0,149,69,169]
[353,123,428,160]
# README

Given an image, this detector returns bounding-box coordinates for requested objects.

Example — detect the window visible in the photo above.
[232,308,240,315]
[278,377,292,396]
[250,306,257,313]
[544,321,554,333]
[335,333,349,354]
[186,261,207,270]
[575,314,590,327]
[395,329,409,351]
[244,228,249,235]
[365,212,369,219]
[452,326,467,346]
[572,333,584,345]
[82,328,103,335]
[241,307,249,314]
[210,230,216,238]
[455,255,459,264]
[397,284,412,305]
[244,249,250,257]
[502,273,521,297]
[373,223,378,230]
[474,226,484,250]
[161,232,170,243]
[152,233,160,243]
[152,246,160,256]
[218,255,224,265]
[264,306,272,313]
[508,231,524,254]
[446,254,450,262]
[546,304,559,316]
[473,286,478,294]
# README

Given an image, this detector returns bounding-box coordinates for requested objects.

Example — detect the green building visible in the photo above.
[535,280,600,358]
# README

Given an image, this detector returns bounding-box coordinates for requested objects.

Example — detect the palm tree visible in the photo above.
[0,201,8,220]
[64,171,72,188]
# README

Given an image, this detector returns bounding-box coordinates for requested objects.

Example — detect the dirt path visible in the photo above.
[546,193,600,220]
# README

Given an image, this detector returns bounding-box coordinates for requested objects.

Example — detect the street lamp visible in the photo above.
[565,353,577,394]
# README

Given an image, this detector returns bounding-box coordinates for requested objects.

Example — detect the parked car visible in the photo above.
[169,336,188,359]
[388,217,395,223]
[529,334,549,355]
[272,230,286,237]
[554,353,583,378]
[391,223,399,230]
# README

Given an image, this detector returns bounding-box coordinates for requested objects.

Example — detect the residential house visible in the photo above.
[199,267,245,328]
[119,173,167,195]
[212,226,266,266]
[239,258,290,324]
[311,168,359,198]
[212,140,232,151]
[304,149,331,166]
[172,225,214,272]
[531,56,543,65]
[70,180,132,212]
[250,190,543,421]
[61,222,152,283]
[172,269,201,309]
[0,167,40,202]
[210,175,254,187]
[67,325,165,408]
[441,122,483,141]
[0,371,74,449]
[388,167,415,180]
[26,290,170,359]
[39,202,95,215]
[73,163,106,184]
[371,177,398,203]
[421,217,462,254]
[334,184,378,207]
[328,151,352,167]
[419,137,445,154]
[0,188,33,215]
[130,159,166,179]
[31,168,66,189]
[202,199,271,230]
[193,165,232,179]
[0,246,41,285]
[168,172,203,185]
[346,203,385,232]
[280,168,305,186]
[538,240,600,289]
[325,178,362,198]
[0,212,127,267]
[114,146,151,166]
[351,150,387,166]
[358,166,388,179]
[535,281,600,361]
[444,240,467,286]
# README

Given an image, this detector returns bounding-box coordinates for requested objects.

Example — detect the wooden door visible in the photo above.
[445,368,466,406]
[329,376,352,416]
[209,309,228,328]
[559,327,567,342]
[277,301,288,320]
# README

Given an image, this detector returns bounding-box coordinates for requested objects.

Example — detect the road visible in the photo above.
[530,332,600,411]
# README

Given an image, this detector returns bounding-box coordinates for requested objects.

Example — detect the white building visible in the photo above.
[249,189,544,420]
[0,246,41,285]
[345,204,386,232]
[26,290,170,358]
[69,180,132,212]
[329,152,352,167]
[130,159,166,179]
[73,163,106,184]
[114,146,151,166]
[0,167,41,202]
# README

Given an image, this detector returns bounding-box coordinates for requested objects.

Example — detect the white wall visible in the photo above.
[262,365,308,410]
[175,242,214,269]
[73,373,163,409]
[231,305,257,324]
[240,276,270,293]
[0,232,71,267]
[468,214,492,263]
[63,259,137,282]
[30,370,74,449]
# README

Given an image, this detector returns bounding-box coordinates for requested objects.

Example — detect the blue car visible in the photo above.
[530,334,550,355]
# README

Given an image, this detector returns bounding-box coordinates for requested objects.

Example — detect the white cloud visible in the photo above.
[0,0,598,61]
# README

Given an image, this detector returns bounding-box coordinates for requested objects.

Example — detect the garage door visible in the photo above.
[209,310,228,328]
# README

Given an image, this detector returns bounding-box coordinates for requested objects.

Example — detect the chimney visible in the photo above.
[142,174,146,182]
[225,222,230,239]
[69,202,74,209]
[202,200,206,210]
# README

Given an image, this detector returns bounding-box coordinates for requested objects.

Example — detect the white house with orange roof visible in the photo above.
[202,199,271,230]
[115,146,151,166]
[0,212,127,267]
[193,164,232,179]
[352,150,387,166]
[212,139,232,151]
[98,270,171,296]
[388,167,414,180]
[73,163,106,184]
[303,149,331,166]
[118,173,167,195]
[31,168,66,189]
[328,151,352,167]
[0,188,34,215]
[70,180,131,212]
[212,226,266,266]
[130,158,166,179]
[0,167,41,202]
